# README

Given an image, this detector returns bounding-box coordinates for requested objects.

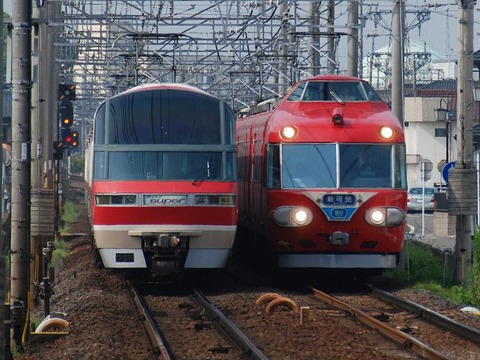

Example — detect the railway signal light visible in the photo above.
[71,130,79,148]
[59,99,74,128]
[58,83,76,101]
[61,129,79,149]
[53,141,64,160]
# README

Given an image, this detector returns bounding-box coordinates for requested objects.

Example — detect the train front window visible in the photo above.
[286,80,383,102]
[340,144,392,188]
[94,151,235,181]
[276,143,404,189]
[93,87,236,181]
[106,89,223,145]
[281,144,336,188]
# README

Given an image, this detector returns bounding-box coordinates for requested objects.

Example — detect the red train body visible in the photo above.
[236,75,407,270]
[85,83,238,275]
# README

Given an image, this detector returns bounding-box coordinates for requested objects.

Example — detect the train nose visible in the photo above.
[329,231,350,245]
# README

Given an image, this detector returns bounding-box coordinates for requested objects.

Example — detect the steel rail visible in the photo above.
[126,280,172,360]
[368,284,480,346]
[310,287,450,360]
[192,290,269,360]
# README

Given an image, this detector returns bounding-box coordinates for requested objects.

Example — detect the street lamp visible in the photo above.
[434,98,450,162]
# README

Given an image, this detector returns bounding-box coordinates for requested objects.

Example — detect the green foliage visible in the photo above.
[69,154,85,175]
[54,200,79,267]
[388,236,480,307]
[471,230,480,305]
[390,241,453,286]
[61,199,78,225]
[52,238,68,269]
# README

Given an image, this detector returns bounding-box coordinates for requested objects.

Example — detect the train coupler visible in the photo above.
[145,234,188,275]
[329,231,350,245]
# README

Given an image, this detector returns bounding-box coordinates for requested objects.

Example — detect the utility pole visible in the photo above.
[390,0,406,271]
[0,0,6,357]
[450,0,476,287]
[347,0,359,77]
[391,0,405,127]
[327,0,336,74]
[10,0,32,348]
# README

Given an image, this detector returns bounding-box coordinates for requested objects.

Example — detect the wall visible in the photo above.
[404,97,457,189]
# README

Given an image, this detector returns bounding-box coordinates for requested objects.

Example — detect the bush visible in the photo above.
[390,240,453,286]
[69,154,84,175]
[388,234,480,307]
[471,230,480,305]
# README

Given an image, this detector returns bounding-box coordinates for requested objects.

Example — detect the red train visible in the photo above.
[84,83,238,276]
[236,75,407,272]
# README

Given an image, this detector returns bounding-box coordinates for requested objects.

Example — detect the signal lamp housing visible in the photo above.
[332,107,344,126]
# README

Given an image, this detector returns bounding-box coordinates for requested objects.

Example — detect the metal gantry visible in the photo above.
[46,0,455,123]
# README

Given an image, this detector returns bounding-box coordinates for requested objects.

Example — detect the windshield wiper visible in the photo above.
[330,91,345,104]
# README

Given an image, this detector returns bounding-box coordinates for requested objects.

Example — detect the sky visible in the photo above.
[3,1,11,15]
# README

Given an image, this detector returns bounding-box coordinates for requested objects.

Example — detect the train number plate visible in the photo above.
[322,194,356,206]
[143,194,188,206]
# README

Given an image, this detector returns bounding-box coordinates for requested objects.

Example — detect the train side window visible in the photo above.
[94,104,106,145]
[360,82,383,102]
[394,144,407,189]
[93,151,106,180]
[266,144,280,188]
[286,82,305,101]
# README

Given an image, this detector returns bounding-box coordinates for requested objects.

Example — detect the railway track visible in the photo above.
[125,268,480,360]
[127,280,267,359]
[311,286,480,360]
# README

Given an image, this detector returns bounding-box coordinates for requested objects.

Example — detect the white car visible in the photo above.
[407,187,436,213]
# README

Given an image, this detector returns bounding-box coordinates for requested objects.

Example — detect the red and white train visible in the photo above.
[84,83,238,275]
[236,75,407,272]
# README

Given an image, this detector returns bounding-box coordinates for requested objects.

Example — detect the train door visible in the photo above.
[251,139,263,232]
[237,134,249,225]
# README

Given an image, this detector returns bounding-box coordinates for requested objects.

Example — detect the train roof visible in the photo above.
[295,74,366,83]
[102,83,220,106]
[121,82,212,96]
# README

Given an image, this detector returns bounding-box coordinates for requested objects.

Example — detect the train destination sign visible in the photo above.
[143,194,188,206]
[322,194,356,206]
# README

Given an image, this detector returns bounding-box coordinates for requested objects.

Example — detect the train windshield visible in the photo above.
[286,80,383,102]
[273,143,406,189]
[93,88,236,181]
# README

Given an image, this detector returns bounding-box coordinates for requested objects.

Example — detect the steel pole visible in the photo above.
[10,0,32,347]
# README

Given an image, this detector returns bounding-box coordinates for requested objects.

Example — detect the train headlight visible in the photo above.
[365,207,405,227]
[380,126,394,140]
[273,206,313,227]
[294,209,308,224]
[280,126,297,140]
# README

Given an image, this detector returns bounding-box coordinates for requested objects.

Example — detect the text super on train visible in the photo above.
[236,75,407,274]
[84,83,237,276]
